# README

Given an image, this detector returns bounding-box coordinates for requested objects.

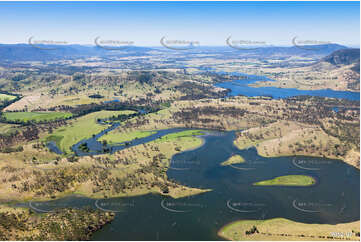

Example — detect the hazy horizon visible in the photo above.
[0,42,359,48]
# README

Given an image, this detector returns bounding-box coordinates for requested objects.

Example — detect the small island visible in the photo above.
[253,175,316,186]
[220,154,245,166]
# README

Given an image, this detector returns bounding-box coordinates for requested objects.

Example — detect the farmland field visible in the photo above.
[99,130,157,144]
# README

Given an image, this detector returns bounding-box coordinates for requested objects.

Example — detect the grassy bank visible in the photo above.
[218,218,360,241]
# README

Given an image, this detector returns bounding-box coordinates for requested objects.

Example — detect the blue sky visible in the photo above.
[0,1,359,47]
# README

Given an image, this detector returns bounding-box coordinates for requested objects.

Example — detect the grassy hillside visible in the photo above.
[218,218,360,241]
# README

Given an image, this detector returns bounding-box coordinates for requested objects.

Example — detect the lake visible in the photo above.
[24,130,360,240]
[215,73,360,101]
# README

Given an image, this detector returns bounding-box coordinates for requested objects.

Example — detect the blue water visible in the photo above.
[21,131,360,240]
[104,99,120,103]
[46,141,63,155]
[215,73,360,101]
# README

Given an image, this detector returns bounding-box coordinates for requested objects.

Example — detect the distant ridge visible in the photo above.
[0,44,153,61]
[322,48,360,74]
[244,43,347,57]
[0,43,348,62]
[322,48,360,66]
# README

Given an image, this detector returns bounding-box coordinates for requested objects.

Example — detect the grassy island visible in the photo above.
[253,175,316,186]
[155,129,205,143]
[220,154,245,166]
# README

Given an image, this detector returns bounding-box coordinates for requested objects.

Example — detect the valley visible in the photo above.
[0,43,359,241]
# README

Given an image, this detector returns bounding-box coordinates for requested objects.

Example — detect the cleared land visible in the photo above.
[220,154,245,166]
[253,175,316,186]
[3,111,72,122]
[154,129,205,143]
[3,71,219,112]
[218,218,360,241]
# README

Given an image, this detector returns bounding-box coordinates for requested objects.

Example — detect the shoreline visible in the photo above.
[234,140,360,170]
[0,129,211,206]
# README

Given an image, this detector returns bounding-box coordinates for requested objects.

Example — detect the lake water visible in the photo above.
[215,73,360,101]
[24,131,360,240]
